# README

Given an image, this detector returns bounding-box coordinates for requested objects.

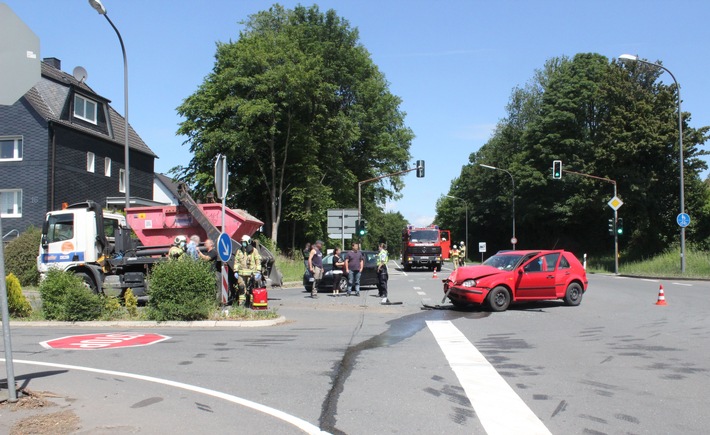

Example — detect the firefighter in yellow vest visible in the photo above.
[451,245,460,270]
[234,235,262,306]
[168,235,187,259]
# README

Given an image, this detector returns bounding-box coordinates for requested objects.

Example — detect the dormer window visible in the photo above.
[74,94,97,124]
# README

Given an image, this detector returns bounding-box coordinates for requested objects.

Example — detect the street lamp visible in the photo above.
[445,195,468,261]
[619,54,685,272]
[89,0,130,211]
[480,164,516,249]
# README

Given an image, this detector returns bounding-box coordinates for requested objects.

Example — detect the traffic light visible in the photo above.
[616,218,624,236]
[552,160,562,179]
[416,160,425,178]
[357,219,367,236]
[608,218,615,236]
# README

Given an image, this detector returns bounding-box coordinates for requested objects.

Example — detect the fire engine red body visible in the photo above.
[401,225,450,271]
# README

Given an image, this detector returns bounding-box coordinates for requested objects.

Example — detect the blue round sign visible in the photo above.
[217,232,232,262]
[677,213,691,228]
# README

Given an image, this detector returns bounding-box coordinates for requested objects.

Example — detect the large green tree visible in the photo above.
[437,53,709,260]
[176,5,413,248]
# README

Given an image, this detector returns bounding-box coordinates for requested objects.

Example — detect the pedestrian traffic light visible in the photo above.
[552,160,562,179]
[616,218,624,236]
[608,218,615,236]
[416,160,425,178]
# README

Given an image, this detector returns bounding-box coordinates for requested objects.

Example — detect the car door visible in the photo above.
[515,253,558,299]
[362,252,379,286]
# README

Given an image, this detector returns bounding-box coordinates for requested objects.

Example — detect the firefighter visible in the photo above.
[459,241,466,267]
[234,234,262,306]
[168,235,187,259]
[451,244,460,270]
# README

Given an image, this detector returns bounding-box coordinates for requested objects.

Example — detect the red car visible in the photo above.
[443,250,588,311]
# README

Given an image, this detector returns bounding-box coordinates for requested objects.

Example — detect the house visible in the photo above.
[0,57,158,239]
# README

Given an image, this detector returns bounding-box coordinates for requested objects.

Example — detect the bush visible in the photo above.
[6,273,32,317]
[124,288,138,318]
[147,258,217,321]
[5,226,41,286]
[38,269,102,321]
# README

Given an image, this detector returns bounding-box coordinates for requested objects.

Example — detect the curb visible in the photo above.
[6,316,287,328]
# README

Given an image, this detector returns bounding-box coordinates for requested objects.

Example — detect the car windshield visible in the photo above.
[409,230,438,243]
[483,253,525,271]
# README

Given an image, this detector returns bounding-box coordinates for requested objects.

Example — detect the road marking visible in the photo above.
[3,359,326,434]
[392,260,407,276]
[413,286,422,290]
[672,282,692,287]
[426,321,551,435]
[417,291,426,296]
[641,278,660,283]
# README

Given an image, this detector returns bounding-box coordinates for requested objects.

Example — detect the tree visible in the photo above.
[176,5,413,249]
[438,53,709,259]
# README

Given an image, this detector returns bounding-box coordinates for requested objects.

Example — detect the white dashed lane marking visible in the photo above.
[427,321,552,435]
[672,282,692,287]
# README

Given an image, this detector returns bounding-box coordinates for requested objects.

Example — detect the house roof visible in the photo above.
[23,60,157,158]
[155,173,181,199]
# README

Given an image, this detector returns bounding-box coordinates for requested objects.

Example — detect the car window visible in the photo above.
[543,253,560,272]
[523,257,544,273]
[559,255,571,269]
[365,252,377,265]
[323,255,333,266]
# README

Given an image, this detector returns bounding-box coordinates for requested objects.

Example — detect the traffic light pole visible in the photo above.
[357,165,420,241]
[562,169,619,275]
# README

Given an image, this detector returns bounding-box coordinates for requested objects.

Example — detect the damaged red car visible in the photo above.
[443,250,588,311]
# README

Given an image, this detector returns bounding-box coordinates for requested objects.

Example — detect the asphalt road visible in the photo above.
[2,262,709,434]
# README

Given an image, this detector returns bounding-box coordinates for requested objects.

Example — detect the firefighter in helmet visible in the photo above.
[234,234,262,306]
[451,244,460,270]
[459,241,466,267]
[169,235,187,259]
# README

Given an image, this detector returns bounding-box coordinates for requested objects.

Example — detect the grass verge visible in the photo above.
[586,248,710,278]
[276,254,306,283]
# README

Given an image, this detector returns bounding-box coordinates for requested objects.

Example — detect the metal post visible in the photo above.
[464,201,469,262]
[357,182,362,243]
[340,209,345,252]
[614,183,619,275]
[0,216,18,402]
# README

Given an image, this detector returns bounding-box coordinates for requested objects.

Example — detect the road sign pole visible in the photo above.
[0,216,18,401]
[614,184,619,275]
[341,209,345,252]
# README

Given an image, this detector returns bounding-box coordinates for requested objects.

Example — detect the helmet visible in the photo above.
[453,245,458,249]
[460,241,465,245]
[174,235,187,245]
[241,235,251,243]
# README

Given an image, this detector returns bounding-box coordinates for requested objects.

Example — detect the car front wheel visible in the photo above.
[488,286,510,312]
[564,282,583,306]
[338,276,348,293]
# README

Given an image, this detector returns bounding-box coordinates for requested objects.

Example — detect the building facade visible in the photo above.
[0,58,157,239]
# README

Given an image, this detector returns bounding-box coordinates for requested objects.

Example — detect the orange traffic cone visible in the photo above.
[432,268,438,279]
[655,284,668,306]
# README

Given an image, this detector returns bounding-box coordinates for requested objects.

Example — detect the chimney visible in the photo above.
[43,57,61,70]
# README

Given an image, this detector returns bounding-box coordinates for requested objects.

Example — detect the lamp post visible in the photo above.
[89,0,130,211]
[445,195,468,261]
[480,164,516,249]
[619,54,685,273]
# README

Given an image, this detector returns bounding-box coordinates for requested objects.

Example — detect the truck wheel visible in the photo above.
[488,286,510,312]
[564,282,583,306]
[436,265,442,272]
[76,272,98,294]
[404,264,411,272]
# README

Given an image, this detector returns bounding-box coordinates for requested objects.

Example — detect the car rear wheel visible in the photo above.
[488,286,510,312]
[564,282,583,306]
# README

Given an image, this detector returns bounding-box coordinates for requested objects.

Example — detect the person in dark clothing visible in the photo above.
[308,240,324,298]
[303,242,312,279]
[332,247,344,296]
[199,239,222,300]
[344,242,364,297]
[377,243,389,302]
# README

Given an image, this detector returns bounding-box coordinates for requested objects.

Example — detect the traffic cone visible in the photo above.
[655,284,668,306]
[432,268,438,279]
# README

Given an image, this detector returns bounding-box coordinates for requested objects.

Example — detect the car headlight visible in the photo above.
[461,279,476,288]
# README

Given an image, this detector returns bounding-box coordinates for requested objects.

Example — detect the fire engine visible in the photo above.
[401,225,450,271]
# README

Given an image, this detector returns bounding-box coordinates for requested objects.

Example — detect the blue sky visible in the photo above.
[6,0,710,227]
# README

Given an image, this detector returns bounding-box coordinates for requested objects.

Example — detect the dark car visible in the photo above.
[443,250,588,311]
[303,251,378,293]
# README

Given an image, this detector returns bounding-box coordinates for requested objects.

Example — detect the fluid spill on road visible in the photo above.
[319,308,489,433]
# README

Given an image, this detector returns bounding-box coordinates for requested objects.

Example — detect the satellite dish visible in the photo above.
[72,66,88,83]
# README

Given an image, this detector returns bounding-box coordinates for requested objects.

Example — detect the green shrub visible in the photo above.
[124,288,138,318]
[38,269,102,321]
[5,226,41,286]
[6,273,32,317]
[147,258,217,321]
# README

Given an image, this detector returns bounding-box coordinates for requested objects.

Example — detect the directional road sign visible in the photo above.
[218,232,232,262]
[40,333,170,350]
[677,213,691,228]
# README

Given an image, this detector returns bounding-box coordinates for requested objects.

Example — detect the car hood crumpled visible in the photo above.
[451,265,507,283]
